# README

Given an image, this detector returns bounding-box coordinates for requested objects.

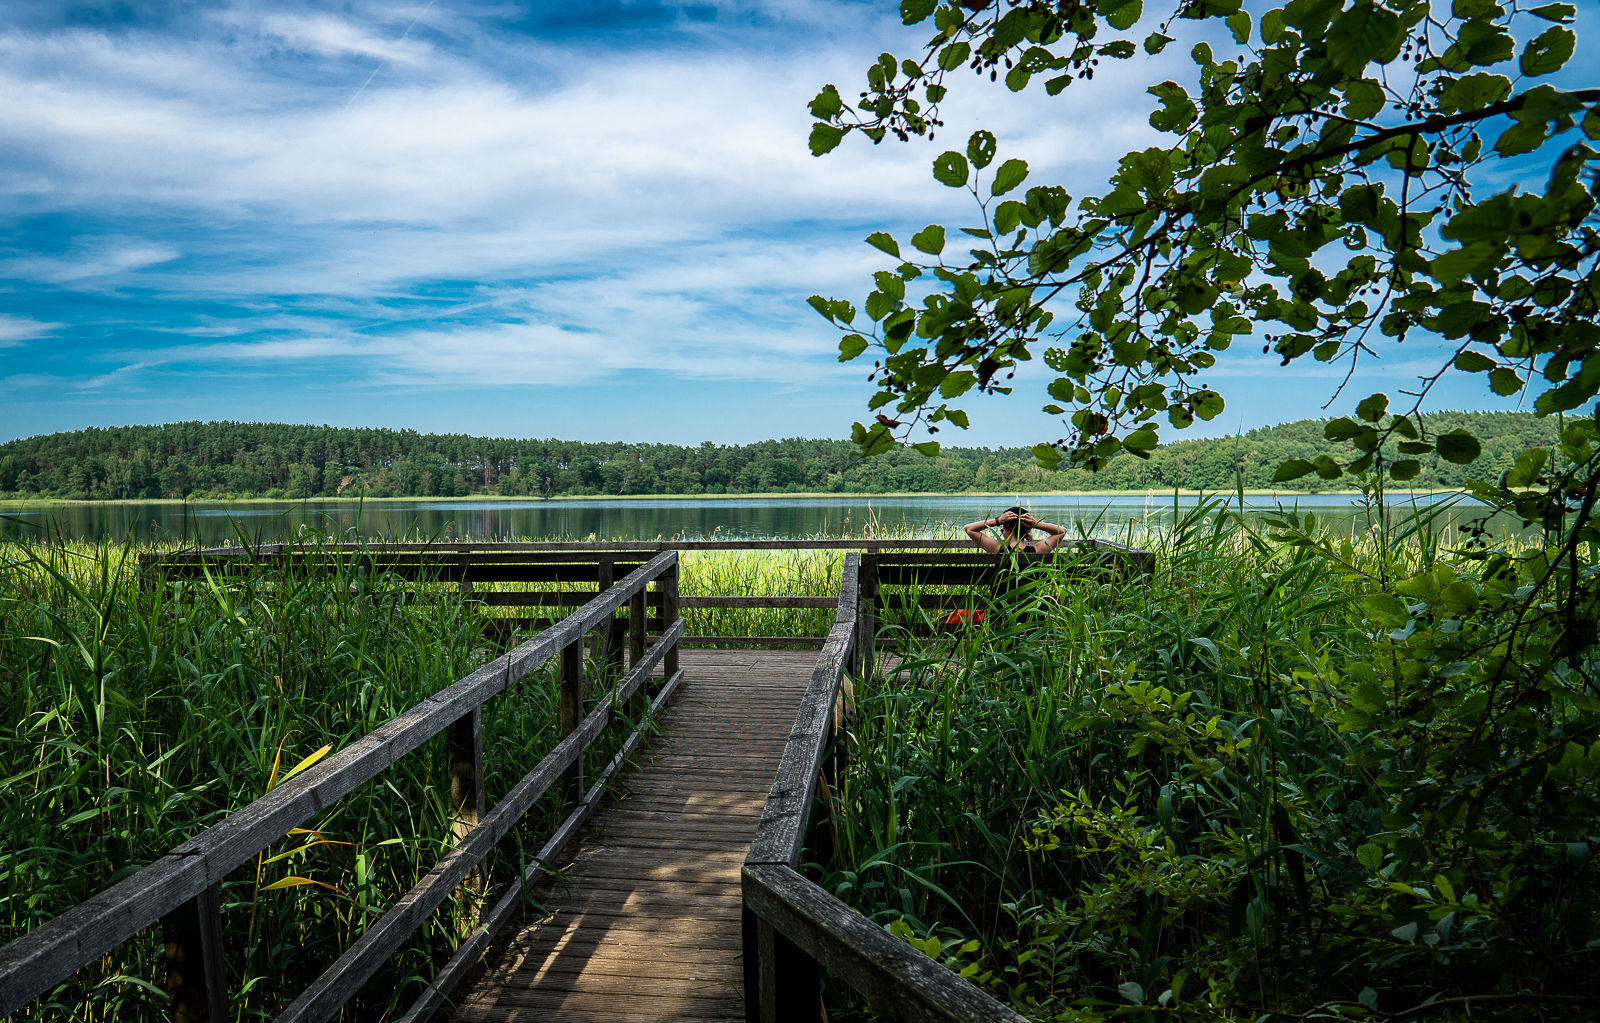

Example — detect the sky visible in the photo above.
[0,0,1590,448]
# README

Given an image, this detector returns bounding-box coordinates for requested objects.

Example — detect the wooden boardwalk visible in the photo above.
[448,647,816,1022]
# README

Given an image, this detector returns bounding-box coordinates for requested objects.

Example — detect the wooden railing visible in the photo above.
[0,551,686,1022]
[741,552,1026,1023]
[741,541,1155,1023]
[149,538,1151,648]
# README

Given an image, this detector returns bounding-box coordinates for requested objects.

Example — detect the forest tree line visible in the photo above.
[0,412,1559,501]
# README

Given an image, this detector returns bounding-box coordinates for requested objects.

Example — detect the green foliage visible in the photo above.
[827,502,1600,1020]
[0,412,1567,501]
[0,534,524,1020]
[808,0,1599,482]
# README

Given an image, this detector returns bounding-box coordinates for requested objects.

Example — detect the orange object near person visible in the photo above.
[944,608,985,626]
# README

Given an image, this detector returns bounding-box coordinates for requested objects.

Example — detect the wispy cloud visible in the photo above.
[0,314,62,347]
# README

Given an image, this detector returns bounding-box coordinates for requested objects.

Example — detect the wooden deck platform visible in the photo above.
[447,647,817,1023]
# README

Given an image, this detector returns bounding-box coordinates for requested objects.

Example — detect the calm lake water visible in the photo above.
[0,493,1501,546]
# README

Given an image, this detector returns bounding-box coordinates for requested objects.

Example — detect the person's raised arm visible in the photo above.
[964,514,1003,554]
[1022,513,1067,554]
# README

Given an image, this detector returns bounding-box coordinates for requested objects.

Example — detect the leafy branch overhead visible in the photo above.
[807,0,1599,477]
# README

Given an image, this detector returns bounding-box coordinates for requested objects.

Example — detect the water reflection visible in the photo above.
[0,492,1505,546]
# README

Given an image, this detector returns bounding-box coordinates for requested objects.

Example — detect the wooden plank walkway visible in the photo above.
[448,647,816,1022]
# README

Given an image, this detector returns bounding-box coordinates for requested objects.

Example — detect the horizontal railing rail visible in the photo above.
[740,552,1030,1023]
[0,551,686,1023]
[146,539,1152,651]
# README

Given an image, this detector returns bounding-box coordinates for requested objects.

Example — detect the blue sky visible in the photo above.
[0,0,1589,448]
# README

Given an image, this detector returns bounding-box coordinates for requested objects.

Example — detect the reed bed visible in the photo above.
[824,500,1600,1021]
[0,533,645,1021]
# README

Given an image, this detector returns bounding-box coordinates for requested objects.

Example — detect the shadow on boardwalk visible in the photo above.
[449,648,815,1022]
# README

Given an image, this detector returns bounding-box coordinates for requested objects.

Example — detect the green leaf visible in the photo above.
[1118,982,1145,1004]
[1505,447,1548,487]
[912,441,941,456]
[911,224,946,255]
[1436,429,1483,464]
[940,371,976,398]
[1390,459,1422,481]
[1356,393,1389,422]
[866,232,900,257]
[864,290,898,321]
[993,200,1026,235]
[838,334,869,361]
[808,85,843,120]
[1324,417,1363,441]
[899,0,937,24]
[1273,459,1316,483]
[1530,2,1576,20]
[1439,73,1512,114]
[967,130,997,170]
[946,408,970,429]
[1398,441,1435,455]
[1032,443,1062,468]
[1454,350,1496,372]
[991,158,1029,196]
[1104,0,1143,31]
[1488,367,1523,395]
[1226,11,1251,44]
[1520,26,1575,76]
[938,40,970,71]
[1192,389,1225,420]
[1144,32,1173,53]
[1326,2,1402,76]
[807,295,837,322]
[1356,843,1385,871]
[809,123,844,156]
[1313,455,1344,480]
[933,151,970,187]
[1123,427,1159,456]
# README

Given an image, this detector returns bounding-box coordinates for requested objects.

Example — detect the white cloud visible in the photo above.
[0,0,1179,410]
[0,241,179,284]
[0,314,62,346]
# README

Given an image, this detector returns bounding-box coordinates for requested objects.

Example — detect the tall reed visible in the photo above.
[0,532,609,1021]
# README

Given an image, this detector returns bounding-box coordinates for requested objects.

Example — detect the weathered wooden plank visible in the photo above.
[744,623,852,869]
[397,665,686,1023]
[680,636,826,647]
[273,626,686,1023]
[558,638,586,807]
[460,986,743,1012]
[444,647,812,1023]
[742,864,1027,1023]
[477,591,599,607]
[678,596,838,609]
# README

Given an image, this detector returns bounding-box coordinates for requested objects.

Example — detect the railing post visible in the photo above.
[447,706,485,931]
[594,558,619,684]
[559,636,586,806]
[857,555,878,683]
[662,556,680,681]
[754,916,822,1023]
[160,883,226,1023]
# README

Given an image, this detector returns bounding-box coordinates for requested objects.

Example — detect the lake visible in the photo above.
[0,492,1499,546]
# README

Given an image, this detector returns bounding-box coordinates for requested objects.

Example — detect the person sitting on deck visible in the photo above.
[963,506,1067,556]
[942,508,1066,628]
